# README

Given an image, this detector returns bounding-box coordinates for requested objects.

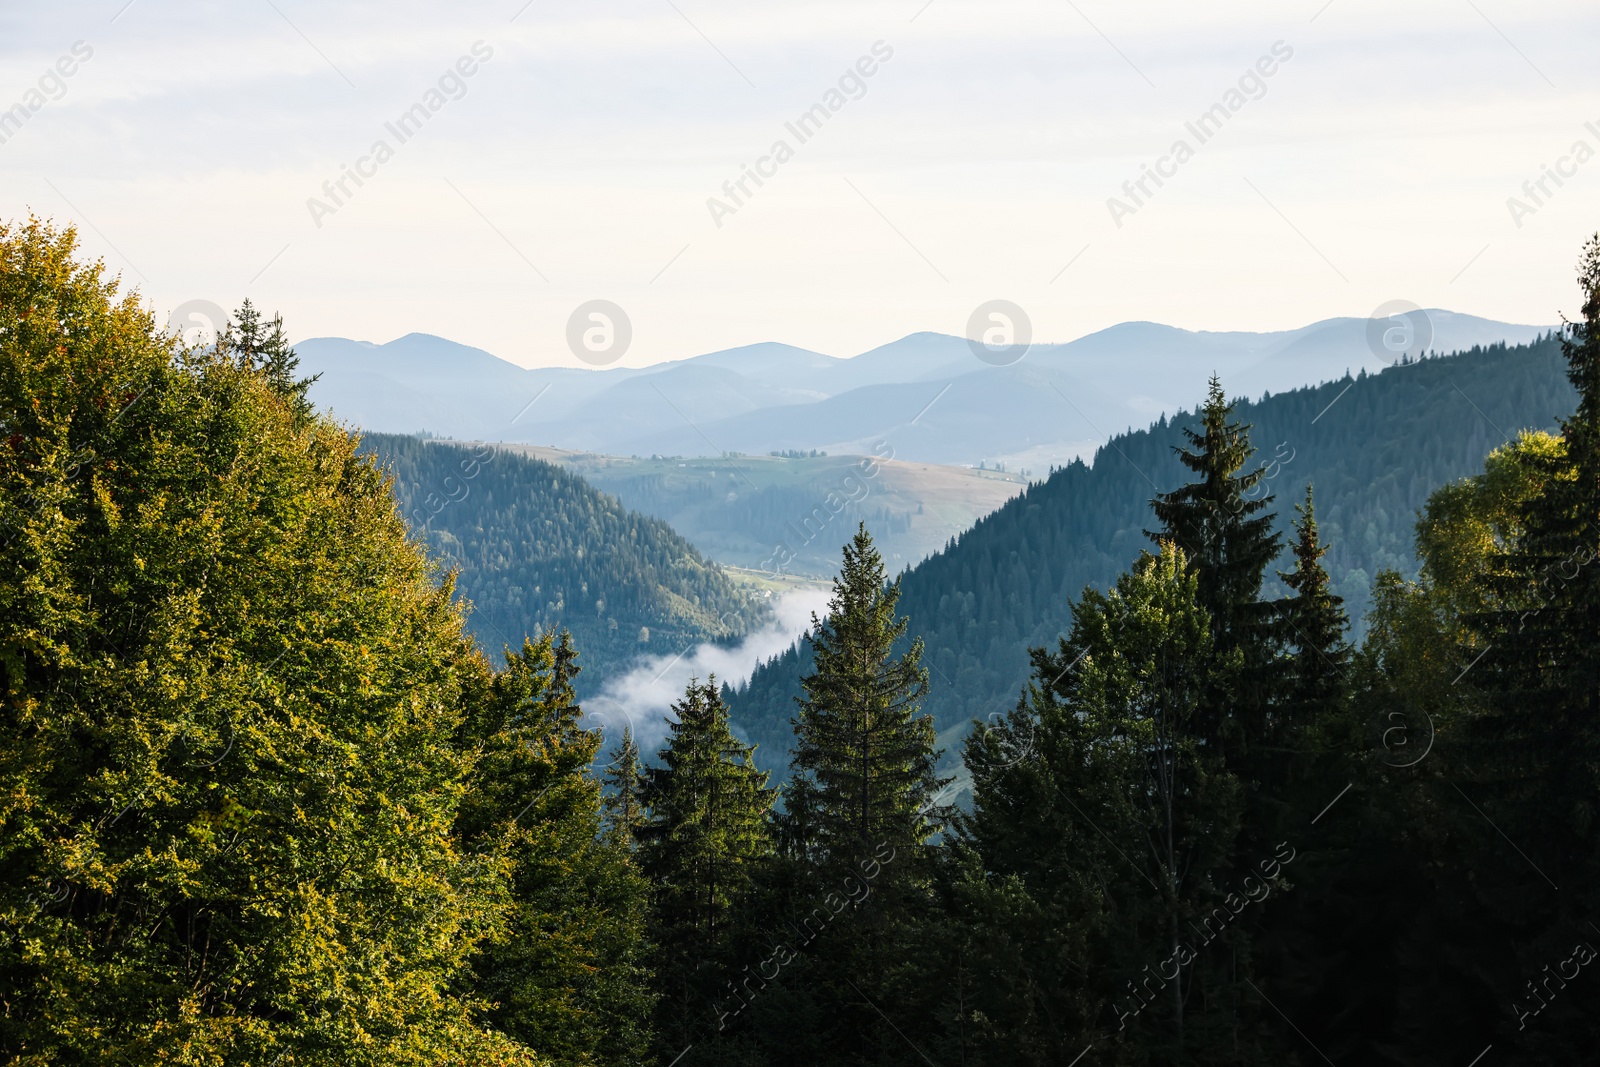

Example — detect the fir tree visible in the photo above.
[1145,376,1285,871]
[639,677,773,949]
[776,524,947,1067]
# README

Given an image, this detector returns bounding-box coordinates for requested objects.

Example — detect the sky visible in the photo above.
[2,0,1598,368]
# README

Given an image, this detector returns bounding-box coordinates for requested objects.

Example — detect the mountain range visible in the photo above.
[296,312,1552,468]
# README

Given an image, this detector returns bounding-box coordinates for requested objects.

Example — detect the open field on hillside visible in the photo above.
[494,445,1027,576]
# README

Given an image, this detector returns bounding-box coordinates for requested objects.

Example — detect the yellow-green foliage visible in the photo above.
[1360,430,1569,759]
[1414,429,1568,616]
[0,218,635,1065]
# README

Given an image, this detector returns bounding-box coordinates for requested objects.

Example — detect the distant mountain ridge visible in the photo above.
[297,312,1552,467]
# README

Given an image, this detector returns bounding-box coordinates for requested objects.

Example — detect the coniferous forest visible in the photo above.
[4,212,1600,1067]
[730,330,1580,763]
[356,431,762,691]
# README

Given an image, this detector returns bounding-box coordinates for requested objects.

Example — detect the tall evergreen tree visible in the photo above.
[1147,376,1283,658]
[458,632,656,1067]
[788,524,944,873]
[1268,484,1352,797]
[1146,376,1285,787]
[637,677,775,1061]
[602,724,646,846]
[1278,486,1351,708]
[768,525,946,1067]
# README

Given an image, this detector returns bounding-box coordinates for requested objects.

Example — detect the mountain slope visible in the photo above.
[359,433,764,691]
[726,334,1578,766]
[498,446,1028,576]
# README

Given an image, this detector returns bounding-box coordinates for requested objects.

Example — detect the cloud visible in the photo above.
[587,588,829,760]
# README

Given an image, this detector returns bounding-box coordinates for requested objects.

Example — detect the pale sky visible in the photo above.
[2,0,1597,368]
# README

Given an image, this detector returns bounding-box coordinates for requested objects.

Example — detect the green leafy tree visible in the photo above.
[0,217,543,1065]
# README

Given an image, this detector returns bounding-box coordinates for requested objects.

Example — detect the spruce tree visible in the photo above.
[1147,376,1283,668]
[1146,377,1284,882]
[778,524,946,1067]
[637,677,774,1059]
[1273,485,1351,767]
[215,298,317,413]
[788,524,944,873]
[602,724,646,846]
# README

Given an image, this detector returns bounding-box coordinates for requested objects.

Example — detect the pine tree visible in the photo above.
[773,524,947,1067]
[602,724,646,846]
[1146,377,1285,880]
[639,677,774,949]
[637,677,774,1059]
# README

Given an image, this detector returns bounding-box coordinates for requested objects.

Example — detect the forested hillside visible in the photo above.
[729,334,1577,761]
[10,213,1600,1067]
[359,432,762,690]
[504,445,1024,576]
[0,220,650,1065]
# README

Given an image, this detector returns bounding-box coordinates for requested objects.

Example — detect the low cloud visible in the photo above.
[587,589,830,760]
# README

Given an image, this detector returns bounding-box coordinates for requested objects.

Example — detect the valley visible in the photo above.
[491,444,1027,578]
